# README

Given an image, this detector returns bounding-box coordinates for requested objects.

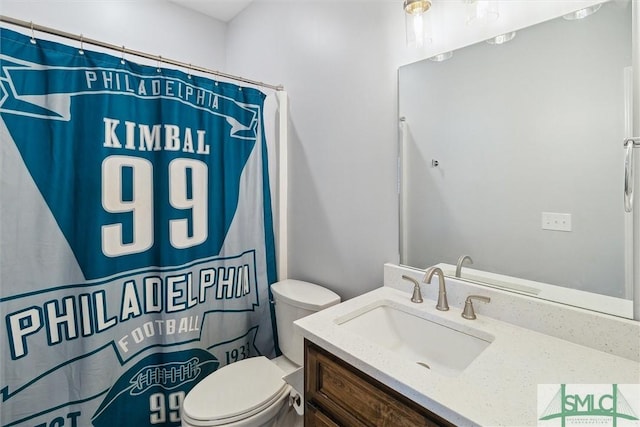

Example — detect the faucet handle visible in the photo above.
[402,275,423,303]
[461,295,491,320]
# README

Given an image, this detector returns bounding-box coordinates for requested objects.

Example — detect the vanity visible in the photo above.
[304,340,453,426]
[295,264,640,426]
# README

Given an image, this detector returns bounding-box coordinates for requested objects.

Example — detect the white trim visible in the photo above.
[633,0,639,321]
[624,66,634,301]
[276,91,288,280]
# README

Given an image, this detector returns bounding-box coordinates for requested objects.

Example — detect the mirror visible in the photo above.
[398,1,634,318]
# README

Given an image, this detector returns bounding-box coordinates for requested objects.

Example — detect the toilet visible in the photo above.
[181,279,341,427]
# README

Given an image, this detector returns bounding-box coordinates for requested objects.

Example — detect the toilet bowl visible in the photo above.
[181,280,340,427]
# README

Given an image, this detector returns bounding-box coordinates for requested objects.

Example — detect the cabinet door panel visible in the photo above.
[305,403,341,427]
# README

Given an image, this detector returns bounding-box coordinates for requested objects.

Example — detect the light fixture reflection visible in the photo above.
[404,0,431,15]
[486,31,516,45]
[404,0,432,48]
[562,4,602,20]
[429,51,453,62]
[465,0,499,26]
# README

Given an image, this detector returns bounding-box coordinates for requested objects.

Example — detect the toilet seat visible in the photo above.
[181,356,290,426]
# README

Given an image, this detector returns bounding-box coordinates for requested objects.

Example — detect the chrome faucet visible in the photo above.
[402,275,423,303]
[423,267,449,311]
[455,255,473,278]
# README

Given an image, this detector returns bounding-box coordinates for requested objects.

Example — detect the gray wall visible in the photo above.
[2,0,403,301]
[399,3,632,297]
[1,1,228,71]
[225,1,400,300]
[2,0,612,302]
[224,1,621,301]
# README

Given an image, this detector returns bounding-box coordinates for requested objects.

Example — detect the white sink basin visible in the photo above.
[335,301,494,377]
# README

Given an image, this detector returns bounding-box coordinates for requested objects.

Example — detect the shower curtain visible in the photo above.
[0,27,277,426]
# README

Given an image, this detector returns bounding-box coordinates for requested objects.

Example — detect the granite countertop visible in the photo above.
[295,286,640,426]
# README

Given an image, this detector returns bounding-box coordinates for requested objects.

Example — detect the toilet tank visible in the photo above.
[271,280,340,365]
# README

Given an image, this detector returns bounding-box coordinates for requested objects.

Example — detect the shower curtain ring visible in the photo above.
[29,21,36,44]
[187,63,192,79]
[157,55,162,73]
[78,34,85,55]
[120,46,126,65]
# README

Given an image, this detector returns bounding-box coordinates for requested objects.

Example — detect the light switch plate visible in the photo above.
[542,212,572,232]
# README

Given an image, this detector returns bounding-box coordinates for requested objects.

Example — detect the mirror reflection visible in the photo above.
[398,1,633,316]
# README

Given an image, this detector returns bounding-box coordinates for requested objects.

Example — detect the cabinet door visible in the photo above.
[305,403,341,427]
[304,340,454,427]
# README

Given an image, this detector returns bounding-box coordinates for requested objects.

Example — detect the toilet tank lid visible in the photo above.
[271,280,340,310]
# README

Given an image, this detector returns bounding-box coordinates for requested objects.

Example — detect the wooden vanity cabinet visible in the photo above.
[304,340,454,427]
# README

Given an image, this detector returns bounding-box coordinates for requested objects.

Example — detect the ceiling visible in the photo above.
[169,0,255,22]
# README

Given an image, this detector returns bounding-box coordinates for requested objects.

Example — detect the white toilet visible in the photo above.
[181,279,340,427]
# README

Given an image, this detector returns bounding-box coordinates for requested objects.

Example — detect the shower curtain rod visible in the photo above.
[0,15,284,91]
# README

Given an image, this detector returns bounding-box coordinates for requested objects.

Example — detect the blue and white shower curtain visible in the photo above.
[0,27,277,426]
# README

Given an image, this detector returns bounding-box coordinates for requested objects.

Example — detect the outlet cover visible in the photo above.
[542,212,572,232]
